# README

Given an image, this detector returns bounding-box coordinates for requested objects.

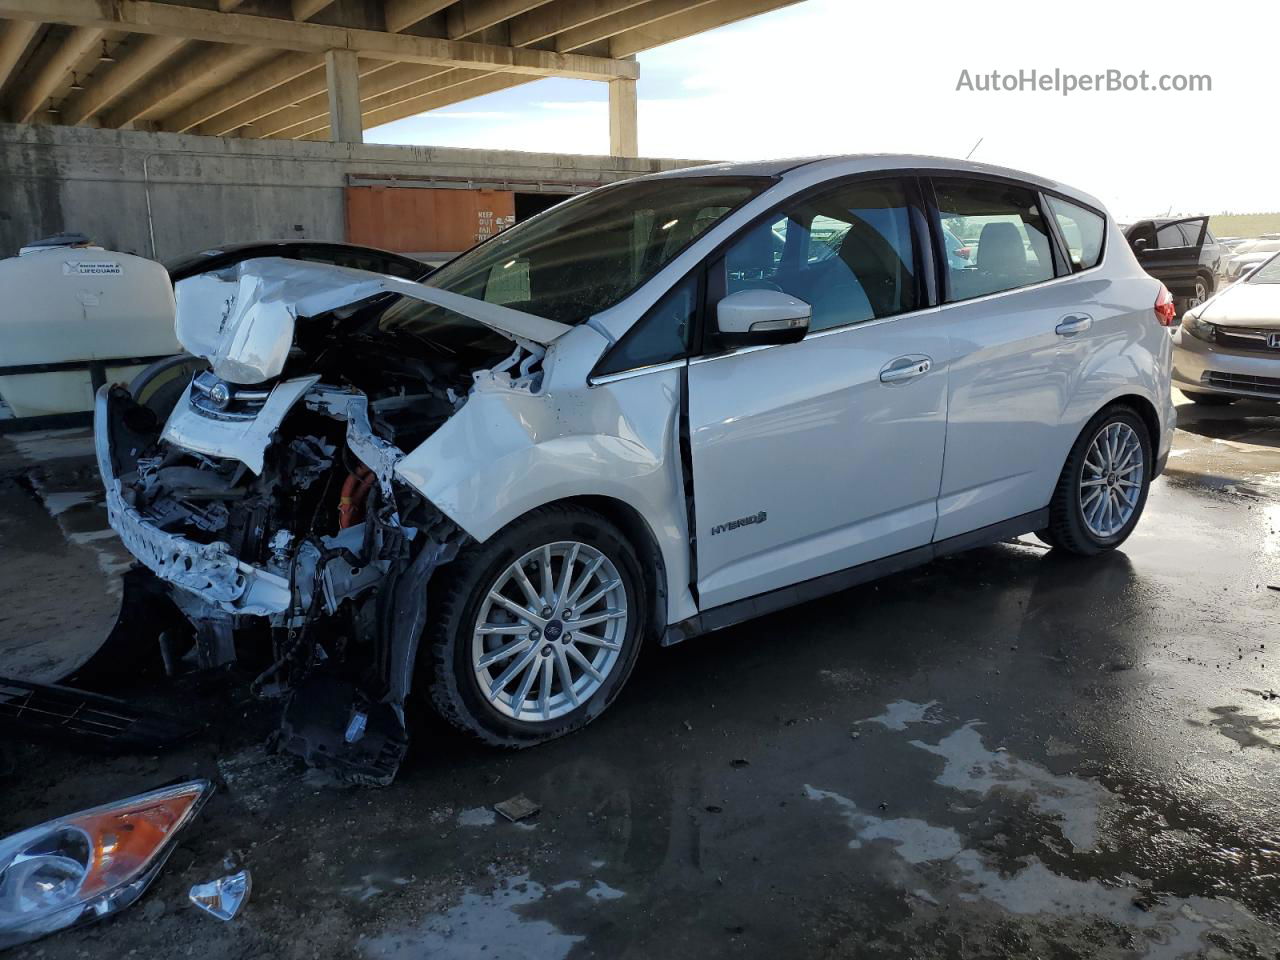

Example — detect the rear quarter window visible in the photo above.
[1046,196,1106,271]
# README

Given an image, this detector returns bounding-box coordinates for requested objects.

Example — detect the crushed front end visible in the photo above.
[91,258,556,784]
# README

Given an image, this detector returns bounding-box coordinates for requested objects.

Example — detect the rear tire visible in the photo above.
[1183,390,1237,406]
[1044,406,1152,556]
[425,504,647,747]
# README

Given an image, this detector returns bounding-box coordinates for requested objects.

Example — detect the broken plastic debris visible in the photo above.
[494,794,540,822]
[189,869,251,921]
[344,710,368,744]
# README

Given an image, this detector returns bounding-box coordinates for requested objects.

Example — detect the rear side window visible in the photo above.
[1046,196,1105,271]
[932,178,1056,302]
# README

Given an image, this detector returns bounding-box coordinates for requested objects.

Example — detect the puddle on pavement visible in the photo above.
[1196,704,1280,751]
[858,698,941,730]
[911,721,1109,850]
[806,700,1276,957]
[361,869,630,960]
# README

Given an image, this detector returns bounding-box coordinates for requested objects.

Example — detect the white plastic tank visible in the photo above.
[0,235,180,418]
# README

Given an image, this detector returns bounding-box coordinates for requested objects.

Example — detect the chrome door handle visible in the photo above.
[1055,314,1093,336]
[879,356,932,383]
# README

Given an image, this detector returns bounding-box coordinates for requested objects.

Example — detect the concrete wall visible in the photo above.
[0,124,704,261]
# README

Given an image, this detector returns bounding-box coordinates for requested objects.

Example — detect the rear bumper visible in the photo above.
[94,386,292,616]
[1171,329,1280,400]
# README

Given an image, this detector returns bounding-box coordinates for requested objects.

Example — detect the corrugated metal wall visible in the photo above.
[345,186,516,254]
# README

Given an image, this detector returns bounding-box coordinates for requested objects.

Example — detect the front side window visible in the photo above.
[1155,223,1190,248]
[933,178,1056,302]
[420,176,772,325]
[1046,196,1105,271]
[719,178,921,333]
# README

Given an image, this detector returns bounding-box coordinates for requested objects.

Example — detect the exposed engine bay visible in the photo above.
[93,258,561,784]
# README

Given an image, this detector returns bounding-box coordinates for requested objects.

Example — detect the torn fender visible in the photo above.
[175,257,571,384]
[394,324,699,625]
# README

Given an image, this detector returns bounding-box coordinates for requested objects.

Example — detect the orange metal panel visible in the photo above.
[344,186,516,252]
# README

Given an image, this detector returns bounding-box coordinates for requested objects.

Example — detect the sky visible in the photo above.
[367,0,1278,221]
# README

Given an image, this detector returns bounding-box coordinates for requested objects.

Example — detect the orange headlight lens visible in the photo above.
[0,780,211,950]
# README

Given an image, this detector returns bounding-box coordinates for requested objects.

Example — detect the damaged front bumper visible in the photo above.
[92,378,458,785]
[96,391,292,616]
[95,382,398,620]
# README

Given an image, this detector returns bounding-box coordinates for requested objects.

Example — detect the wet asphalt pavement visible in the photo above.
[1,393,1279,959]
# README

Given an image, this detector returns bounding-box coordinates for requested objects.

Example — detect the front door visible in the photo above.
[686,177,951,611]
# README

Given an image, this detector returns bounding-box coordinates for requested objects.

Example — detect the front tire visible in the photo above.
[1044,406,1152,556]
[425,504,647,747]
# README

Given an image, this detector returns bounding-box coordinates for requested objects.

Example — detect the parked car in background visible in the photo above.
[95,155,1175,783]
[1223,238,1280,282]
[165,240,430,284]
[1124,217,1221,313]
[1174,251,1280,404]
[940,225,974,269]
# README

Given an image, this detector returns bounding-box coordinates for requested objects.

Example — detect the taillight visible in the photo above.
[1154,285,1177,326]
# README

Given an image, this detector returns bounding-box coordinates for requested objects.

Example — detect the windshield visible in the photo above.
[1246,253,1280,284]
[422,176,773,324]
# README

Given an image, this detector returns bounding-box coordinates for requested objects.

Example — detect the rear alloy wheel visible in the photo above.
[1044,406,1152,555]
[1192,275,1210,307]
[1183,390,1237,406]
[426,504,646,747]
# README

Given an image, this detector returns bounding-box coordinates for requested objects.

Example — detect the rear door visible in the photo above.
[928,176,1099,540]
[686,176,951,610]
[1126,217,1207,295]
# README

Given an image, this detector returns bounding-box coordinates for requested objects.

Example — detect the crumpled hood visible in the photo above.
[1197,280,1280,328]
[175,257,571,384]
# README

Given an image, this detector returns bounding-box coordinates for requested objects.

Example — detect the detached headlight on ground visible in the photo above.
[1183,314,1217,343]
[0,780,212,949]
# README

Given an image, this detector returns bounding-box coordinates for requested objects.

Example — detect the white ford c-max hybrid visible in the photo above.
[95,155,1175,782]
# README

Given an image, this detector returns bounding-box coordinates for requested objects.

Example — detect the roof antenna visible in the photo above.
[964,137,983,160]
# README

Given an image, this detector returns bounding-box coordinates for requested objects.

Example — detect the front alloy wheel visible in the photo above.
[472,542,628,722]
[425,504,647,747]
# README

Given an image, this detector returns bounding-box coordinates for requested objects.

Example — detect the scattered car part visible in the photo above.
[0,676,197,750]
[0,780,212,950]
[188,869,251,922]
[494,795,540,822]
[277,676,407,786]
[58,567,184,691]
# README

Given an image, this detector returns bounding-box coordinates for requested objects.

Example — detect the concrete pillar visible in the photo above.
[324,48,362,143]
[608,77,638,158]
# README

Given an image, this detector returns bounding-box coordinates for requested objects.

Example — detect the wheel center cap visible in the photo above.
[544,620,564,641]
[1107,473,1117,486]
